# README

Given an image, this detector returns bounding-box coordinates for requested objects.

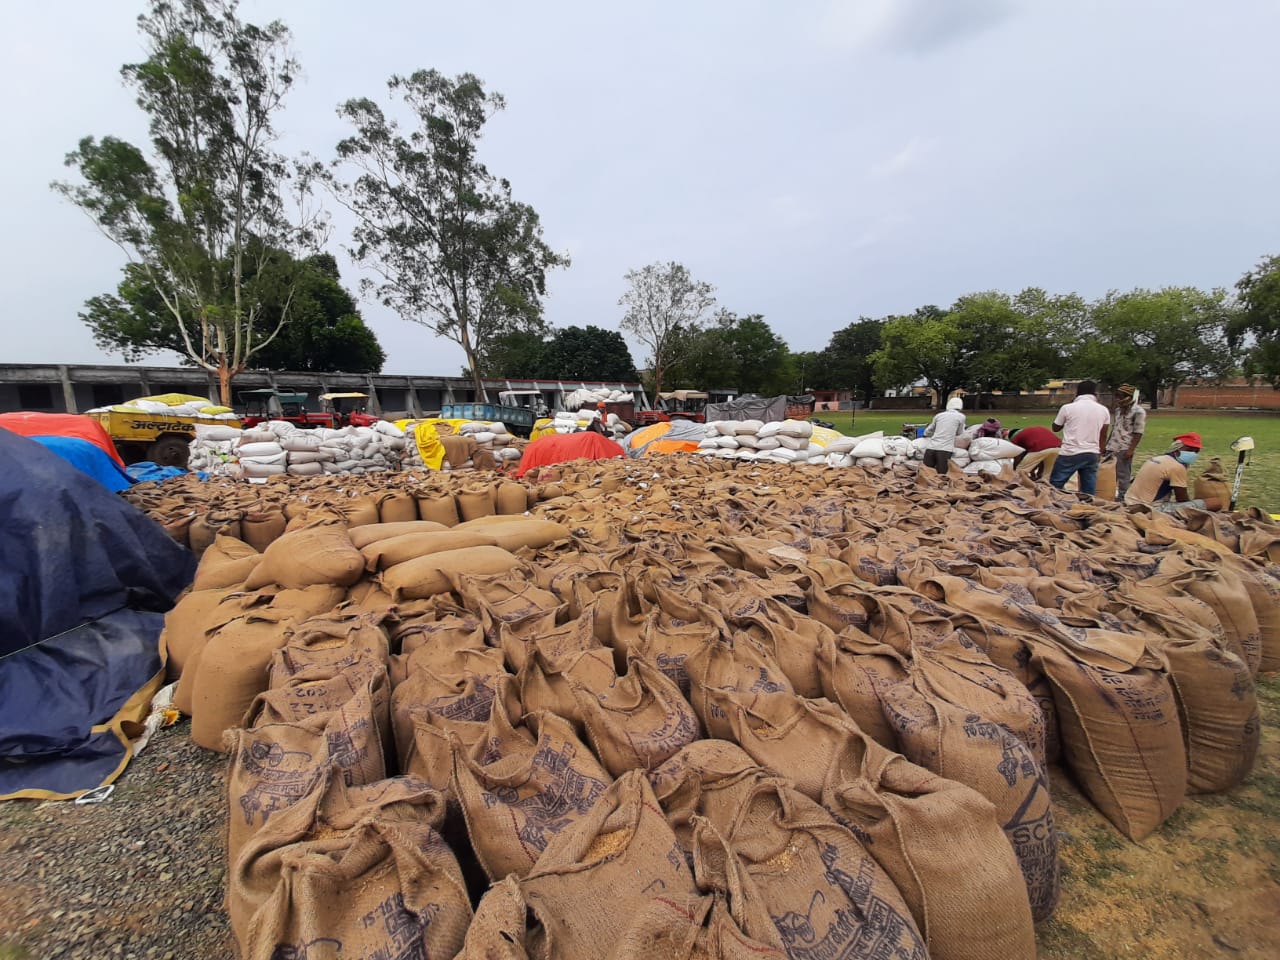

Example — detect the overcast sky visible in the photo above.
[5,0,1279,376]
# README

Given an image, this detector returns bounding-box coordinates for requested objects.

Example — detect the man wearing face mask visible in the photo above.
[1124,433,1223,512]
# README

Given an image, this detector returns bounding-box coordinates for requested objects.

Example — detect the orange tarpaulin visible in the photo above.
[0,413,125,466]
[515,431,625,478]
[643,439,701,456]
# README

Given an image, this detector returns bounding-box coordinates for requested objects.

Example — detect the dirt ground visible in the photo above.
[1,677,1276,959]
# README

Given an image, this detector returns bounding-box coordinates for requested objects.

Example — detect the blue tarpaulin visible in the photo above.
[0,430,196,800]
[29,435,135,492]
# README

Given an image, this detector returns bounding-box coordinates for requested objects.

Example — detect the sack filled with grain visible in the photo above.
[267,609,391,686]
[359,529,498,571]
[880,675,1059,920]
[242,528,365,591]
[1030,634,1185,840]
[452,704,612,880]
[822,720,1036,960]
[347,520,449,549]
[191,535,261,591]
[161,585,247,683]
[380,545,521,601]
[454,517,572,552]
[520,771,699,958]
[240,510,287,552]
[228,771,471,960]
[375,489,418,524]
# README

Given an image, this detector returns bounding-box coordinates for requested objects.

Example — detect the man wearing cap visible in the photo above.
[1049,380,1111,495]
[1106,384,1146,500]
[922,396,966,473]
[1125,433,1222,512]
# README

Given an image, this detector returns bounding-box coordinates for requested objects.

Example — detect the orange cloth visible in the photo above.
[515,432,625,478]
[643,439,701,456]
[0,413,125,466]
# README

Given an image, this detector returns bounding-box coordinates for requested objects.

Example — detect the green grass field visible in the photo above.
[820,410,1280,513]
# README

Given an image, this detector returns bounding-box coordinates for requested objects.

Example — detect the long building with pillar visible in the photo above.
[0,363,648,417]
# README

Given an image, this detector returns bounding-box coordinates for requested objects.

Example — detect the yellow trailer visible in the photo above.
[89,408,242,468]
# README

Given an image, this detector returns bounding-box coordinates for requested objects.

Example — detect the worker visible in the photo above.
[974,417,1003,438]
[922,396,966,474]
[1007,425,1061,480]
[1049,380,1111,495]
[1106,384,1146,501]
[1125,433,1222,512]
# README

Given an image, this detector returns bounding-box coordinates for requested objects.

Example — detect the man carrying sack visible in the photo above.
[1106,384,1146,500]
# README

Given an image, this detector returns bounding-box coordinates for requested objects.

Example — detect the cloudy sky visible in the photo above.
[5,0,1278,375]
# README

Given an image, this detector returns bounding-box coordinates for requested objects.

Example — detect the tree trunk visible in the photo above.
[218,360,234,408]
[653,363,664,398]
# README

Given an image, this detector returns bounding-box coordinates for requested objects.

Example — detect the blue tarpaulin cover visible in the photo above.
[29,435,135,492]
[0,430,196,800]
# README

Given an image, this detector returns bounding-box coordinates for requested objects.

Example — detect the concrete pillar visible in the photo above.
[406,378,422,417]
[57,365,77,413]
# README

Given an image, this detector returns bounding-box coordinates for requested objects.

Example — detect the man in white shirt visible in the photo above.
[921,396,966,473]
[1049,380,1111,495]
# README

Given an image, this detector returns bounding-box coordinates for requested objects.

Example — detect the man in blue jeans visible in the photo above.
[1048,380,1111,495]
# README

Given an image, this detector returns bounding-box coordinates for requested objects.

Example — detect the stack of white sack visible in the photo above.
[457,420,523,465]
[562,387,634,410]
[692,419,938,470]
[197,420,407,482]
[187,423,243,476]
[960,435,1024,475]
[86,392,240,421]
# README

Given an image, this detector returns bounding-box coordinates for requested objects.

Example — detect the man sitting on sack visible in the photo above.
[1125,432,1223,513]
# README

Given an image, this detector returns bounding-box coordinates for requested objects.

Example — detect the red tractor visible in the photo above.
[240,390,383,429]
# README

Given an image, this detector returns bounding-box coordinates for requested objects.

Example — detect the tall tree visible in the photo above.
[1080,287,1236,407]
[1230,255,1280,386]
[326,70,568,401]
[870,306,968,407]
[80,250,385,373]
[813,318,884,400]
[54,0,314,404]
[539,326,639,382]
[618,261,716,396]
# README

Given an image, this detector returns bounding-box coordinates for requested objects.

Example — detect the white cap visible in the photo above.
[946,397,964,411]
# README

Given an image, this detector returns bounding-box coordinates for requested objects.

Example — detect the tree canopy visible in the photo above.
[667,311,792,395]
[482,325,638,382]
[618,261,716,396]
[1231,255,1280,386]
[54,0,316,404]
[808,318,884,400]
[326,70,568,400]
[81,250,384,373]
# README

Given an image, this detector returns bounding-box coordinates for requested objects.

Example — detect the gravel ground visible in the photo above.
[0,720,231,960]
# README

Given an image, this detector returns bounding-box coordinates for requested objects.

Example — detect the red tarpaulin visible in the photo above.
[516,431,625,478]
[0,412,125,466]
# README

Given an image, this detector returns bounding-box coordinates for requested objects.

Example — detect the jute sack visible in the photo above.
[684,635,795,742]
[247,661,391,737]
[648,739,768,854]
[1029,635,1186,840]
[191,535,261,591]
[496,481,530,515]
[241,510,287,552]
[521,771,699,958]
[704,776,929,960]
[229,772,470,960]
[821,721,1036,960]
[347,520,449,548]
[1094,456,1118,501]
[359,529,498,571]
[391,645,508,764]
[336,495,381,527]
[226,683,389,869]
[189,509,242,558]
[267,609,391,687]
[455,517,572,552]
[722,596,831,698]
[242,528,365,591]
[403,674,522,796]
[456,876,549,959]
[880,678,1060,921]
[457,485,496,522]
[570,656,701,776]
[389,607,487,687]
[188,584,346,751]
[699,689,850,801]
[1156,556,1262,674]
[500,605,600,675]
[380,546,521,601]
[1215,554,1280,673]
[159,585,245,683]
[815,627,908,750]
[627,611,718,698]
[518,644,616,735]
[453,706,612,880]
[375,489,418,524]
[416,491,461,526]
[447,572,565,647]
[1148,635,1259,794]
[606,889,788,960]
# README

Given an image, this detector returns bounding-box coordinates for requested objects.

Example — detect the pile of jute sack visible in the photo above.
[140,455,1278,959]
[400,420,525,470]
[696,420,1023,473]
[187,420,408,480]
